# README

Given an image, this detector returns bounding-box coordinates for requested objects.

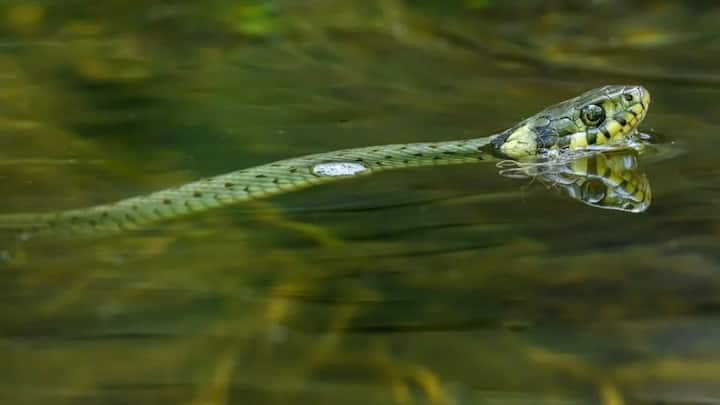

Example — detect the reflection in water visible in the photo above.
[499,149,651,213]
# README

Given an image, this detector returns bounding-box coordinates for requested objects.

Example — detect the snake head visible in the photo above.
[497,85,651,160]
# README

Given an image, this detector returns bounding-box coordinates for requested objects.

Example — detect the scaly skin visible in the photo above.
[0,85,650,237]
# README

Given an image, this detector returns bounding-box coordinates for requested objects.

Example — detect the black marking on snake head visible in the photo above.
[587,128,598,145]
[489,125,515,153]
[533,124,559,149]
[600,126,611,139]
[614,113,628,126]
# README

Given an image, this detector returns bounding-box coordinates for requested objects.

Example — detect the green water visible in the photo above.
[2,1,720,404]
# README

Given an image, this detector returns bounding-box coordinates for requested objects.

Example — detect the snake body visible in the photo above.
[0,85,650,237]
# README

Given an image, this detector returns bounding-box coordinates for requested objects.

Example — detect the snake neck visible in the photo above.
[323,136,503,170]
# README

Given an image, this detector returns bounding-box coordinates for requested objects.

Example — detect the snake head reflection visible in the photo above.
[498,150,652,213]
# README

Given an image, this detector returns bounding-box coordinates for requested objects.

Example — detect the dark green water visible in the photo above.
[2,1,720,404]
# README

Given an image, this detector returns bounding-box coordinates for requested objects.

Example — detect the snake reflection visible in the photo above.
[499,149,651,213]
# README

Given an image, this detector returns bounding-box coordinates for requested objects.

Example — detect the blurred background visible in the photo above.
[2,1,720,404]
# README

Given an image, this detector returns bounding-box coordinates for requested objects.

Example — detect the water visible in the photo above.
[2,1,720,404]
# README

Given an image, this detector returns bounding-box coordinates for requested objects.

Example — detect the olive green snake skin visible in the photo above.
[0,85,651,237]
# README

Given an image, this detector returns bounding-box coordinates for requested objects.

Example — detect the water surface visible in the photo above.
[2,1,720,404]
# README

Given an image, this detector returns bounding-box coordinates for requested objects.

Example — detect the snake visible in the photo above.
[0,85,650,238]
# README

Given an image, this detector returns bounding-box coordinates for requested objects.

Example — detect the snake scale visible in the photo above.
[0,85,650,237]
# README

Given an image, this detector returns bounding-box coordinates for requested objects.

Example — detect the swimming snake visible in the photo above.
[0,85,651,237]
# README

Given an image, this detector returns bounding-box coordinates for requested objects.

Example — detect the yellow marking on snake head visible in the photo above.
[500,124,537,159]
[569,133,588,149]
[604,121,623,141]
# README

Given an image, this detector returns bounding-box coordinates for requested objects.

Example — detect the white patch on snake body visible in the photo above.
[312,162,368,177]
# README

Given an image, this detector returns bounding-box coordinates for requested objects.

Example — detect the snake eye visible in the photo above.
[582,180,606,204]
[580,104,605,126]
[624,93,634,102]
